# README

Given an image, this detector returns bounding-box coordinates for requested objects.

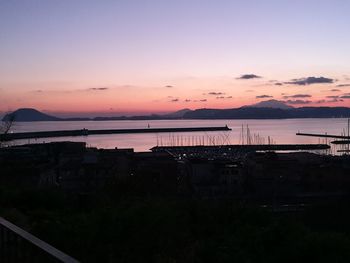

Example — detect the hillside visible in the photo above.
[4,106,350,122]
[183,107,350,119]
[2,108,62,122]
[248,99,293,109]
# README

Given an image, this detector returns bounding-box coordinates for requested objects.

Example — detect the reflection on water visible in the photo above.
[6,118,350,152]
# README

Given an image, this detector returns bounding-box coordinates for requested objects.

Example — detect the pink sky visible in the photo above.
[1,74,350,117]
[1,1,350,116]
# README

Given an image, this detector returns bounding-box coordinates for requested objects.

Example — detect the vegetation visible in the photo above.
[2,183,350,263]
[0,114,15,147]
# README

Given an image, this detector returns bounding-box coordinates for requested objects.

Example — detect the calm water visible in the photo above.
[6,118,350,152]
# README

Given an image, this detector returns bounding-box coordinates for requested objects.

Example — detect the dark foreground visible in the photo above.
[2,190,350,263]
[1,142,350,262]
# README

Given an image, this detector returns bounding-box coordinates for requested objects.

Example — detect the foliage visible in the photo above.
[2,183,350,263]
[0,113,15,147]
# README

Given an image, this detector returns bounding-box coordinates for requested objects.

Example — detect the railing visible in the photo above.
[0,217,79,263]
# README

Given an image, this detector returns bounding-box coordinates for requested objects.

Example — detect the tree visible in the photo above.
[0,113,15,147]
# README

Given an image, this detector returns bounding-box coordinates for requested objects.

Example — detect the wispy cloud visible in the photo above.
[216,96,233,99]
[284,99,312,105]
[237,74,262,80]
[328,98,344,102]
[336,84,350,87]
[329,89,341,92]
[317,97,344,103]
[283,94,312,99]
[208,92,225,95]
[285,76,334,85]
[165,85,173,88]
[256,95,273,99]
[87,87,109,91]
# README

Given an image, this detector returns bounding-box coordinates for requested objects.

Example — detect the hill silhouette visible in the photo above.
[248,99,293,109]
[2,108,62,122]
[3,106,350,122]
[183,106,350,119]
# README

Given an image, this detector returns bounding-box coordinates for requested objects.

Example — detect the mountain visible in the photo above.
[162,108,192,118]
[183,107,350,119]
[2,108,62,122]
[247,99,293,109]
[4,106,350,122]
[93,109,193,121]
[183,107,290,119]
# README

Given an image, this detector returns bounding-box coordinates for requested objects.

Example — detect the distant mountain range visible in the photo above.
[2,108,192,122]
[3,103,350,122]
[183,107,350,119]
[247,99,293,109]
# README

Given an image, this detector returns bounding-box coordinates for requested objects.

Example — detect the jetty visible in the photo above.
[296,132,350,139]
[331,140,350,145]
[0,126,231,141]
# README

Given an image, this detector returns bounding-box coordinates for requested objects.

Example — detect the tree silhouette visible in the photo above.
[0,113,15,147]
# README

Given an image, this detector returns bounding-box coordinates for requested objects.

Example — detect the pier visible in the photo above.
[0,126,231,141]
[296,132,350,139]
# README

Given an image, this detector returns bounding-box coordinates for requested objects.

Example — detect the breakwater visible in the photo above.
[296,132,350,139]
[0,126,231,141]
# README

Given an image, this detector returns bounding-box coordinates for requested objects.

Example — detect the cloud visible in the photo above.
[285,76,334,85]
[165,85,173,88]
[200,99,207,102]
[275,82,283,86]
[184,99,191,102]
[170,98,179,102]
[328,98,344,102]
[283,94,312,99]
[326,95,339,99]
[88,87,109,91]
[208,92,225,95]
[329,89,341,92]
[245,90,255,92]
[256,95,273,99]
[337,84,350,87]
[236,74,262,79]
[340,95,350,99]
[216,96,233,100]
[316,100,326,104]
[316,98,343,103]
[284,99,312,105]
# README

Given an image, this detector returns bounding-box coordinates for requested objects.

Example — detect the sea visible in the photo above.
[4,118,350,154]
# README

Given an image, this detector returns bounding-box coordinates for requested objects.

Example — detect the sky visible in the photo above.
[1,0,350,117]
